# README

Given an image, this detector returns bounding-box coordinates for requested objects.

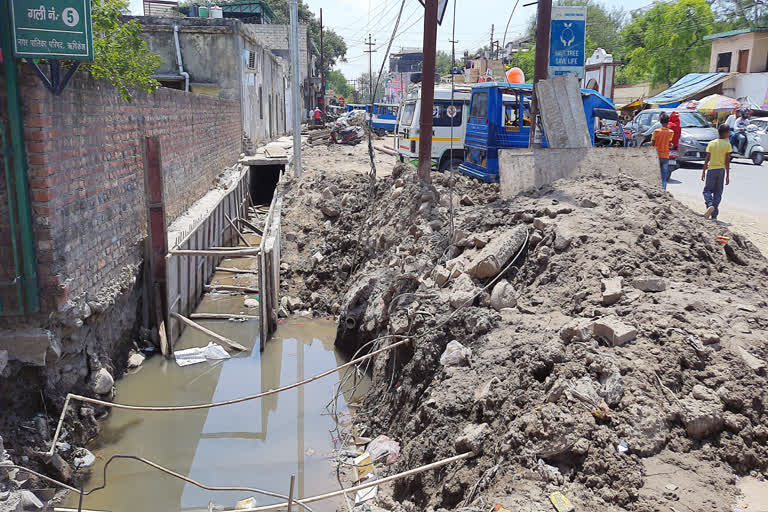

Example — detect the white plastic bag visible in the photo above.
[367,435,400,465]
[440,340,472,367]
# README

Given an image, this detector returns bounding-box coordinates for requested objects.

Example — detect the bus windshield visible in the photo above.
[401,101,417,126]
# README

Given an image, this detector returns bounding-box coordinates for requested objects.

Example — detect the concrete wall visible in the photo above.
[499,147,661,199]
[135,16,290,144]
[709,32,768,73]
[722,72,768,104]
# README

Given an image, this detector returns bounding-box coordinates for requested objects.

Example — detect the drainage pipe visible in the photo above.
[173,25,190,92]
[0,2,39,313]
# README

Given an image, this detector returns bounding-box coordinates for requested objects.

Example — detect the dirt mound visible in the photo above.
[280,151,768,511]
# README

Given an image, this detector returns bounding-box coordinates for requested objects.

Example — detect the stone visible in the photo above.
[734,346,766,372]
[592,316,637,346]
[572,438,590,456]
[91,368,114,395]
[287,296,304,311]
[331,303,341,315]
[529,231,543,247]
[0,350,7,374]
[127,351,145,369]
[321,187,334,201]
[598,372,624,407]
[319,202,340,217]
[460,194,474,206]
[432,265,451,287]
[580,198,598,208]
[49,453,72,482]
[560,319,593,343]
[312,251,324,264]
[681,398,724,439]
[533,217,551,231]
[428,220,442,231]
[0,328,55,366]
[553,230,572,252]
[18,491,43,510]
[692,384,715,401]
[601,277,623,306]
[454,423,489,456]
[391,188,403,200]
[490,280,517,312]
[632,277,667,293]
[467,225,528,279]
[394,178,405,188]
[701,331,721,345]
[449,274,479,309]
[474,378,499,401]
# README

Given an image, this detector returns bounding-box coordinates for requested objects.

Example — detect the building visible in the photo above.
[389,49,423,102]
[135,16,290,148]
[583,48,621,101]
[704,28,768,74]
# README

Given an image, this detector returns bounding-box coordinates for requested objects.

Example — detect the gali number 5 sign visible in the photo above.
[10,0,94,60]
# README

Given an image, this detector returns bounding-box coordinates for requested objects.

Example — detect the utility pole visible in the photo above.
[490,24,494,58]
[289,0,302,176]
[528,0,552,148]
[417,0,438,185]
[364,34,376,104]
[320,8,325,127]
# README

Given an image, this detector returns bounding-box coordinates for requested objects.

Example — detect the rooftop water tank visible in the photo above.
[209,5,222,18]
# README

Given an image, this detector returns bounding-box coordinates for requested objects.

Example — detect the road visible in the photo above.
[668,159,768,256]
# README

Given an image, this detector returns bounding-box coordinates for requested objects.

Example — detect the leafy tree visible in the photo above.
[89,0,161,101]
[621,0,714,86]
[711,0,768,27]
[435,50,452,76]
[327,70,353,98]
[357,72,385,104]
[506,45,535,83]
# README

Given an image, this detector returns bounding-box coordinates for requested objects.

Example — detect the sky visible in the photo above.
[306,0,655,78]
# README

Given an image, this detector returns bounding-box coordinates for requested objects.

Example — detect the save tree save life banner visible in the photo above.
[548,6,586,80]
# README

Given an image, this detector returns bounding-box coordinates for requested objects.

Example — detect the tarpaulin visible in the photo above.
[646,73,735,105]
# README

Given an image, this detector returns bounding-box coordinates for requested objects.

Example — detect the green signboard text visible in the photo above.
[10,0,94,60]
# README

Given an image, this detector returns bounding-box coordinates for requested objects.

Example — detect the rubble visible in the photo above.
[632,277,667,292]
[601,277,623,306]
[592,316,638,346]
[91,368,114,395]
[489,280,516,311]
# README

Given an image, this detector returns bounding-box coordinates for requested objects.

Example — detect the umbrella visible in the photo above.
[696,94,739,113]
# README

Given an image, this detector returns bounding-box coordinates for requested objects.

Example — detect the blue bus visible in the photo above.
[459,82,616,183]
[370,103,399,135]
[345,104,370,113]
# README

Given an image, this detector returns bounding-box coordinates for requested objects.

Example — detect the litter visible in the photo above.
[550,491,575,512]
[354,482,378,504]
[617,440,628,454]
[493,506,512,512]
[440,340,472,367]
[174,342,231,367]
[716,235,730,246]
[353,452,374,481]
[234,497,256,510]
[367,435,400,465]
[73,448,96,468]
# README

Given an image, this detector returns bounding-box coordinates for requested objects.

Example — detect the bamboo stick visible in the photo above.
[204,284,259,293]
[170,312,248,352]
[190,313,259,320]
[235,217,264,235]
[215,267,257,274]
[170,248,261,257]
[225,213,252,247]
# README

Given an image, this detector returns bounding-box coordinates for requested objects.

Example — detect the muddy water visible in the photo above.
[66,253,366,512]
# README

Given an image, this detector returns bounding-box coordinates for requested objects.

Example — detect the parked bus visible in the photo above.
[370,103,399,135]
[345,104,369,113]
[459,82,615,182]
[396,86,472,172]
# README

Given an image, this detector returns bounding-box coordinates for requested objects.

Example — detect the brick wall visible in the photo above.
[2,69,241,314]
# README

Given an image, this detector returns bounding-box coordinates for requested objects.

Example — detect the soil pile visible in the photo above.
[280,146,768,511]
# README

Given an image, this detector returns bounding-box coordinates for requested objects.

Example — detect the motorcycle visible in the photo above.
[730,125,765,166]
[330,125,364,145]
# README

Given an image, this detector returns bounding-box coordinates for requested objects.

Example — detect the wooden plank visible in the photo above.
[226,213,251,247]
[205,284,259,293]
[170,312,248,352]
[170,248,261,256]
[154,285,169,358]
[216,267,257,274]
[180,239,190,318]
[190,313,259,320]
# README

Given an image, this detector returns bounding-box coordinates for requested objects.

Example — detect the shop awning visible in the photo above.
[645,73,735,105]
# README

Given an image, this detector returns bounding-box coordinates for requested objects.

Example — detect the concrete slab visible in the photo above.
[536,74,591,149]
[0,328,56,366]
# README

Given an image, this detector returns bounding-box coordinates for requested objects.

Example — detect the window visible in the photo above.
[247,50,256,70]
[716,52,732,72]
[678,112,709,128]
[433,101,463,127]
[400,101,417,126]
[470,91,488,118]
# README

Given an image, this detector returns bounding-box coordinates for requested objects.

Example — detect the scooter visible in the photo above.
[330,125,364,145]
[730,125,765,165]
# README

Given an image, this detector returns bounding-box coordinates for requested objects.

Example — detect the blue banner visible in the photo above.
[548,6,586,79]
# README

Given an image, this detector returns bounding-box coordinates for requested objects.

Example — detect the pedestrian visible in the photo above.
[701,124,732,221]
[651,112,674,189]
[313,106,322,126]
[668,111,682,151]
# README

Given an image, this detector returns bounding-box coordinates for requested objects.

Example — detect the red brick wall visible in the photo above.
[2,69,241,314]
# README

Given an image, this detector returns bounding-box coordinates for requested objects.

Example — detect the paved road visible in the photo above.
[667,159,768,256]
[668,159,768,215]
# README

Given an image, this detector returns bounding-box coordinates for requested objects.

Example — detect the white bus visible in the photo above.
[396,85,471,172]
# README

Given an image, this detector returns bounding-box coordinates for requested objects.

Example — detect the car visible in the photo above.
[626,109,718,164]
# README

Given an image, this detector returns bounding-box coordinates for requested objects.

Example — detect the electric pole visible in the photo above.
[320,8,325,127]
[289,0,302,176]
[490,24,494,58]
[528,0,552,148]
[417,0,438,185]
[364,34,376,104]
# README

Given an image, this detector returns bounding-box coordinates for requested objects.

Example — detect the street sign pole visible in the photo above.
[417,0,438,185]
[528,0,552,148]
[289,0,302,177]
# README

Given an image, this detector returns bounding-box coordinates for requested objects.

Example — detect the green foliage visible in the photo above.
[436,50,453,76]
[711,0,768,27]
[506,45,535,83]
[357,72,385,104]
[327,70,353,98]
[621,0,714,86]
[89,0,161,101]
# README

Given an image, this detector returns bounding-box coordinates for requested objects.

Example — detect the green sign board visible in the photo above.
[9,0,94,61]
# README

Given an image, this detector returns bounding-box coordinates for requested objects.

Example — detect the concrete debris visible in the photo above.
[592,316,638,346]
[449,274,479,309]
[598,371,624,407]
[440,340,472,367]
[49,453,72,482]
[127,351,145,369]
[244,298,259,308]
[432,265,450,287]
[0,350,7,375]
[632,277,667,292]
[733,346,767,372]
[18,491,43,510]
[681,398,724,439]
[533,217,552,231]
[466,225,528,279]
[0,328,55,366]
[692,384,716,401]
[489,280,517,311]
[553,229,572,252]
[601,277,623,306]
[320,202,341,218]
[454,423,488,455]
[312,251,324,264]
[91,368,114,395]
[560,318,593,343]
[460,194,474,206]
[474,377,499,401]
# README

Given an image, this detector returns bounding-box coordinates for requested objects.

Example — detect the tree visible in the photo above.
[435,51,452,76]
[327,70,353,98]
[89,0,161,101]
[506,45,535,83]
[621,0,714,86]
[711,0,768,27]
[357,72,385,104]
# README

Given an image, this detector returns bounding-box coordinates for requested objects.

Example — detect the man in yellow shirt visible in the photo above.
[701,125,732,220]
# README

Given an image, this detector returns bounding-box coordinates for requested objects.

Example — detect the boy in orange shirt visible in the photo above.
[651,112,674,189]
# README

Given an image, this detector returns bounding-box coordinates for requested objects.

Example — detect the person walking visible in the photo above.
[313,107,322,126]
[701,125,732,221]
[651,112,674,189]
